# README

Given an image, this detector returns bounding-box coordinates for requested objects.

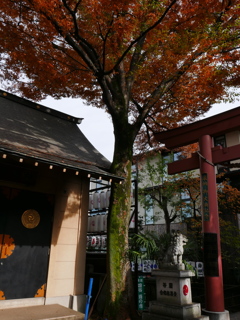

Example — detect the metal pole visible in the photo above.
[84,277,94,320]
[133,179,139,308]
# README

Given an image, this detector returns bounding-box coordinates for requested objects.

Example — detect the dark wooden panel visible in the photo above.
[0,187,54,299]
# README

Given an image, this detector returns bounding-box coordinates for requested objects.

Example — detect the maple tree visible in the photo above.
[218,176,240,215]
[176,173,201,219]
[176,172,240,267]
[0,1,240,319]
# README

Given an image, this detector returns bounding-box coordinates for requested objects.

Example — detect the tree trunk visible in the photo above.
[104,125,139,320]
[164,209,171,234]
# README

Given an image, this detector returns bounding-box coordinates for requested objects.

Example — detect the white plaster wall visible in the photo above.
[46,176,89,298]
[226,130,240,147]
[225,131,240,170]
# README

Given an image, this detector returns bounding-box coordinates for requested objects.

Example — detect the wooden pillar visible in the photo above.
[199,135,225,312]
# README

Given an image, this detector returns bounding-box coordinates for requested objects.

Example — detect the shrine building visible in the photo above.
[0,90,119,312]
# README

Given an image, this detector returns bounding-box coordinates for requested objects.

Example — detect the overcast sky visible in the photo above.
[42,96,240,162]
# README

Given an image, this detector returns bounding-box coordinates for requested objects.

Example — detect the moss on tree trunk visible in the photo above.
[104,129,139,320]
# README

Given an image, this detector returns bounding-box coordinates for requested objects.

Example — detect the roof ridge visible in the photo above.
[0,90,83,124]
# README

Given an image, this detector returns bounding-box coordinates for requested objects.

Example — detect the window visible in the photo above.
[181,199,192,219]
[173,152,183,161]
[214,135,229,173]
[214,135,226,148]
[131,164,137,180]
[145,194,154,224]
[180,192,192,219]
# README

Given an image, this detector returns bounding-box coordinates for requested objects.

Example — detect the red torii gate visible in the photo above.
[154,107,240,320]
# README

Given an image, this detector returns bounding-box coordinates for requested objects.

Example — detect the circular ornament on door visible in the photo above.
[21,209,40,229]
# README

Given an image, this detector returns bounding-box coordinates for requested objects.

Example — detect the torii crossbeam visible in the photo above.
[154,107,240,320]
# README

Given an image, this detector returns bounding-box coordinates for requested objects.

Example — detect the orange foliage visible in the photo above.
[218,178,240,215]
[0,1,239,149]
[180,143,199,159]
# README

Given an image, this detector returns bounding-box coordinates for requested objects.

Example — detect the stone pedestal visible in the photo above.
[202,309,230,320]
[142,269,209,320]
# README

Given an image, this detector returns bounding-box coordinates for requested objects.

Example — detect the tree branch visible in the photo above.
[127,35,147,91]
[104,0,178,75]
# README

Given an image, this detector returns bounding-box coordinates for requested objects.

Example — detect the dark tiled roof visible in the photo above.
[0,90,119,180]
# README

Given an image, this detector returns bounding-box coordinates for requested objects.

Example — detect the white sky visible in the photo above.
[42,96,240,162]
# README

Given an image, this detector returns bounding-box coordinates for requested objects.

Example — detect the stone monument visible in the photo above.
[142,230,209,320]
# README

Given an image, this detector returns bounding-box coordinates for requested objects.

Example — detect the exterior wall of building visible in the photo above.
[0,163,89,312]
[225,131,240,171]
[226,130,240,147]
[135,153,182,228]
[135,130,240,231]
[45,175,89,312]
[142,222,187,236]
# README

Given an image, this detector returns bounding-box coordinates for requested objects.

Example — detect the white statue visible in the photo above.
[164,230,188,267]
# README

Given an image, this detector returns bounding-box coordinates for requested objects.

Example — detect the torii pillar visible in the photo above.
[154,107,240,320]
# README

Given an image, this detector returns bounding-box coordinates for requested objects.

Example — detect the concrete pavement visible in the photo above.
[0,304,84,320]
[230,312,240,320]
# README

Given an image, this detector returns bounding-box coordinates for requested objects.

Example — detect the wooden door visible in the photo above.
[0,187,54,300]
